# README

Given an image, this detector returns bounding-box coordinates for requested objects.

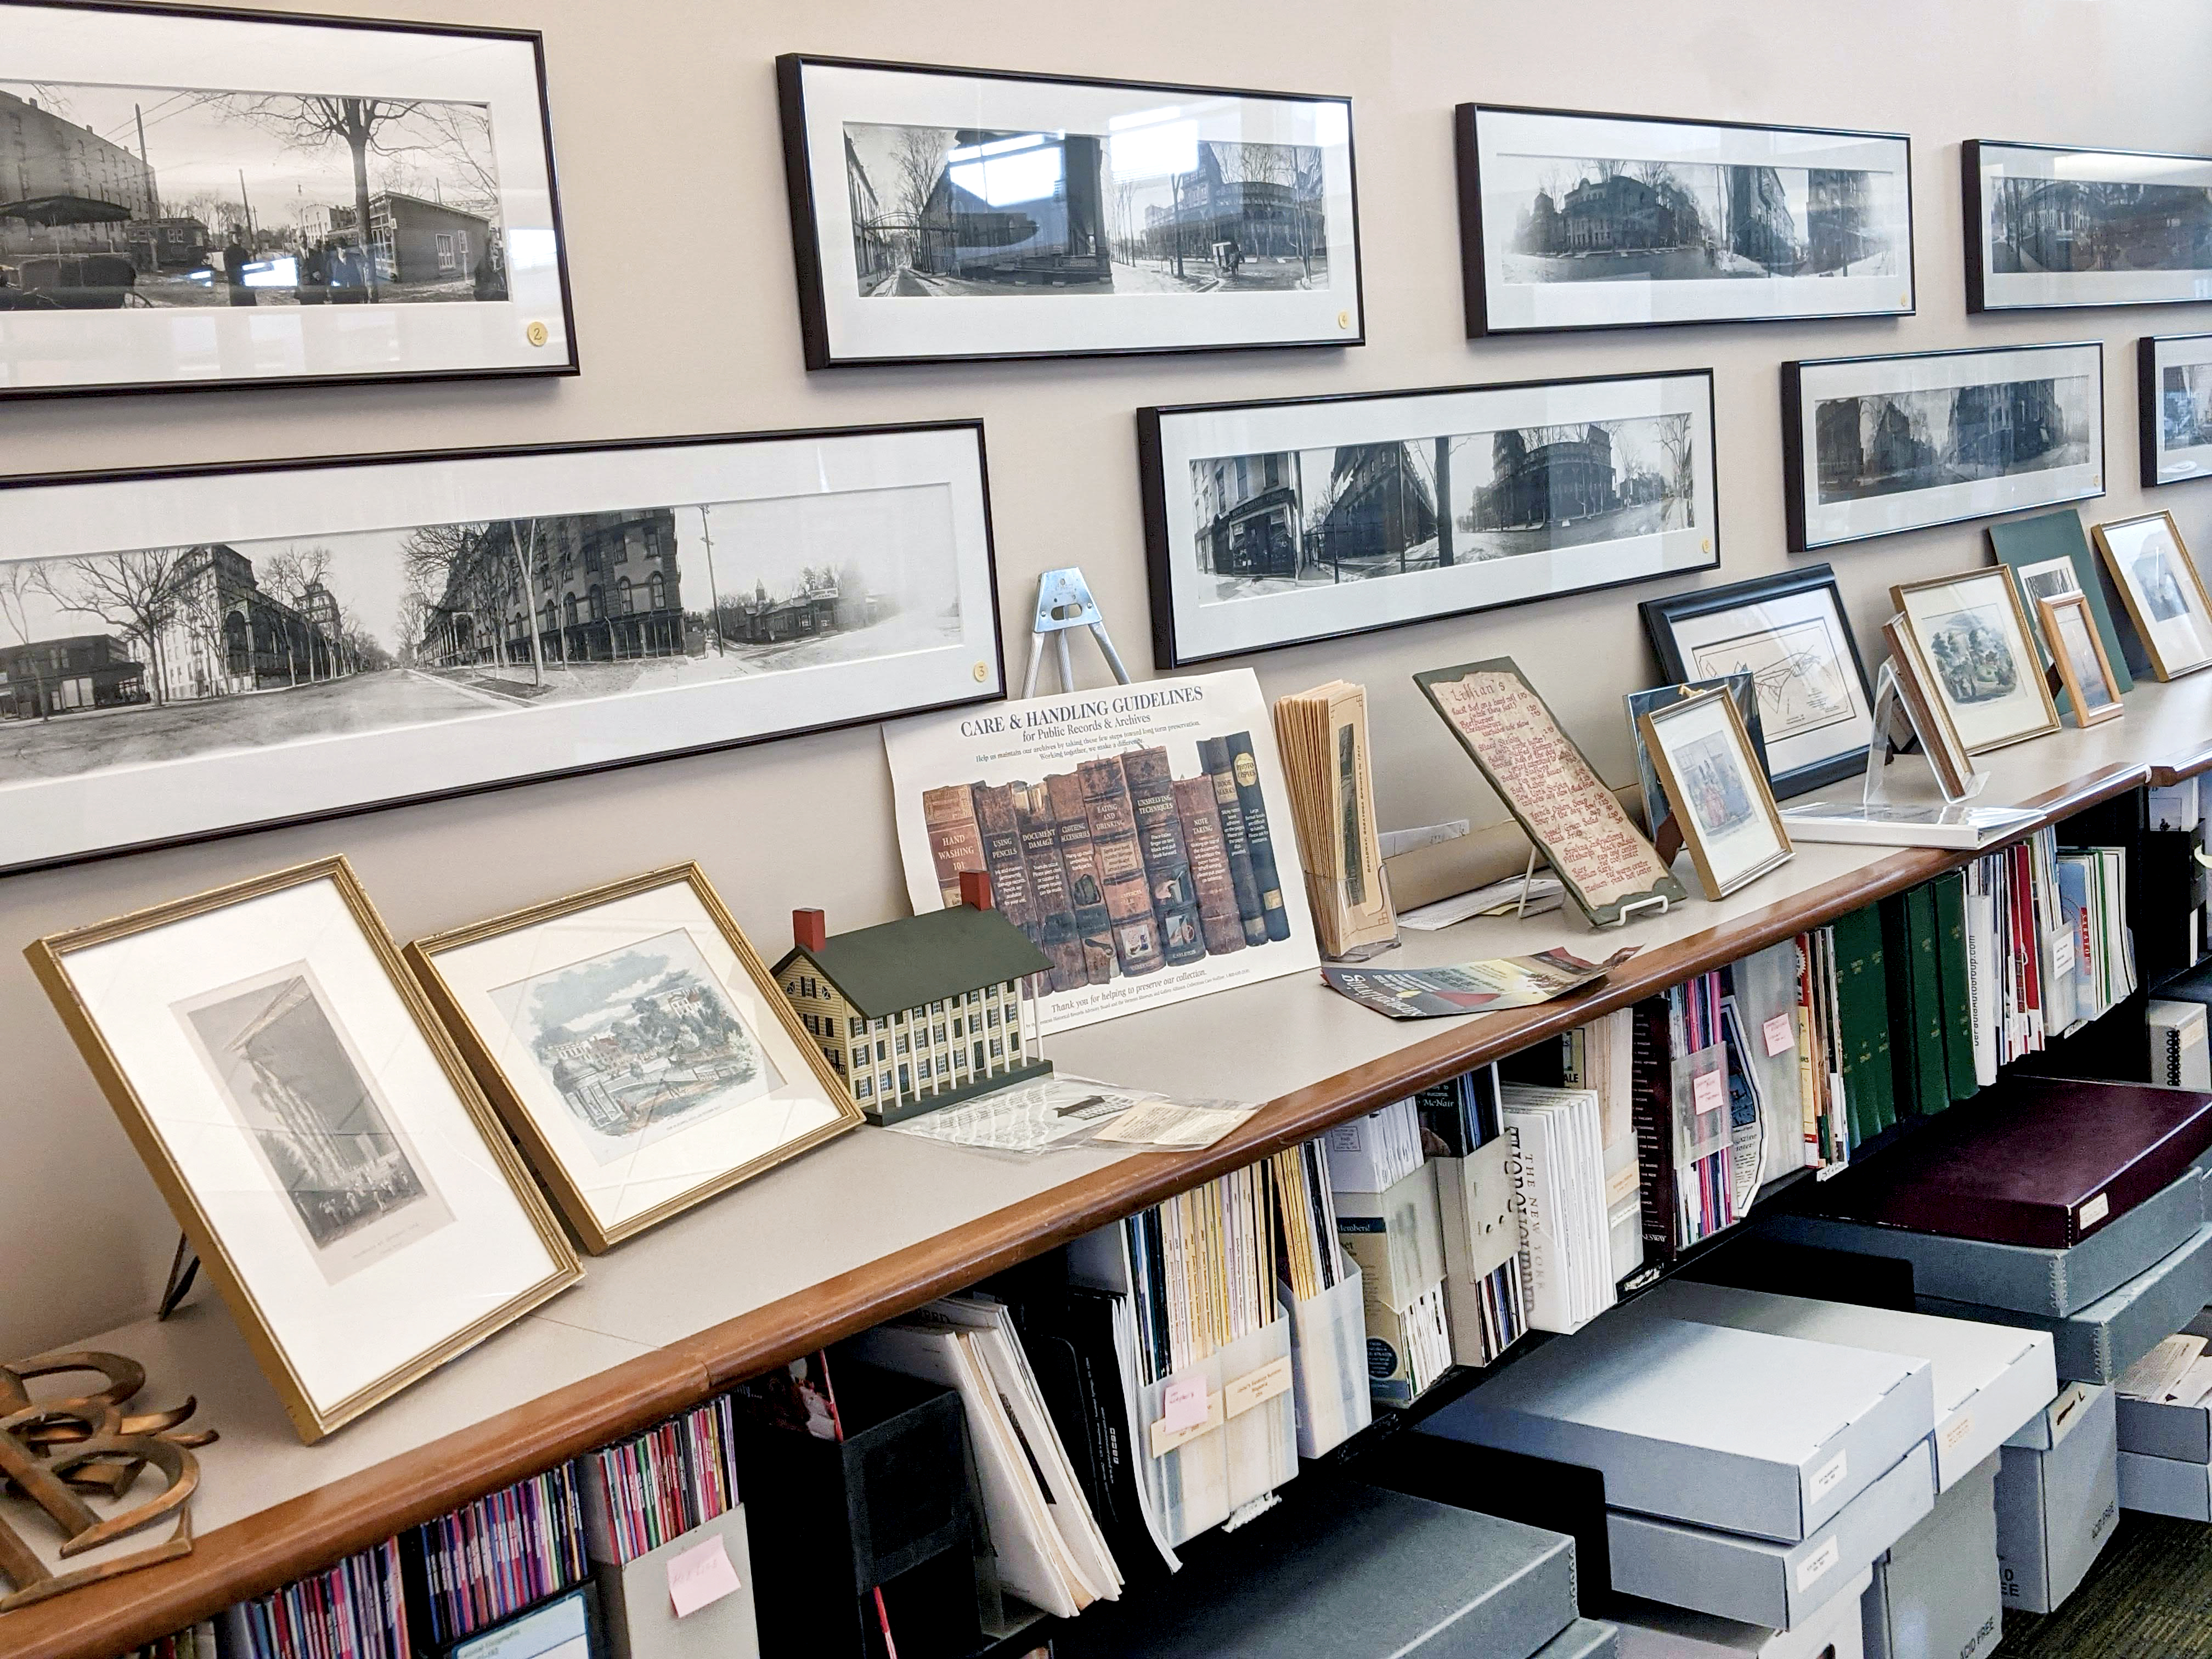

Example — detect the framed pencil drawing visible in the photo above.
[1455,104,1913,336]
[2140,334,2212,487]
[1966,140,2212,314]
[0,421,1005,877]
[777,54,1362,367]
[1140,369,1719,667]
[0,0,577,400]
[24,856,583,1442]
[2092,510,2212,680]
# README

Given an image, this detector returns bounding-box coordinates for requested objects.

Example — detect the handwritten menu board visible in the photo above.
[1415,658,1685,927]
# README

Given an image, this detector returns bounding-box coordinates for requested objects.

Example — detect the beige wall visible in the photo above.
[5,0,2210,1360]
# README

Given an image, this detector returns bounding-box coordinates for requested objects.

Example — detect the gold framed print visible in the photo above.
[23,856,582,1444]
[2092,510,2212,680]
[1635,687,1793,900]
[405,865,862,1253]
[2036,592,2126,727]
[1889,568,2061,755]
[1880,616,1980,797]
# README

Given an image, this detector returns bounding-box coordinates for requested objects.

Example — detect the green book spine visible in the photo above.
[1906,883,1950,1115]
[1931,871,1978,1103]
[1878,893,1921,1118]
[1832,905,1893,1138]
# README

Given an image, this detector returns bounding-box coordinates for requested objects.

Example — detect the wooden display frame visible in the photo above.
[1888,567,2062,755]
[2092,510,2212,681]
[1634,687,1794,900]
[2036,593,2127,729]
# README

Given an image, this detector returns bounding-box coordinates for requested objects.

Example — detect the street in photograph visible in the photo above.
[1814,375,2097,504]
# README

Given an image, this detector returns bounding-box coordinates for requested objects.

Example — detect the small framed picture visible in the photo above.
[1635,687,1793,899]
[2139,333,2212,487]
[405,864,864,1253]
[2092,510,2212,680]
[1878,616,1979,798]
[1966,140,2212,314]
[1623,673,1765,866]
[776,55,1362,368]
[1888,567,2060,754]
[2035,592,2125,727]
[24,856,583,1443]
[1639,566,1876,800]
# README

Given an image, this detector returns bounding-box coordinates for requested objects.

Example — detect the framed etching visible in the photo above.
[1783,342,2105,551]
[1634,687,1792,900]
[1640,566,1876,800]
[2036,592,2125,727]
[0,0,577,400]
[407,865,862,1254]
[24,856,583,1442]
[2139,334,2212,487]
[0,422,1004,877]
[1966,140,2212,313]
[1889,567,2060,754]
[1624,673,1766,866]
[1139,369,1719,667]
[1455,104,1914,335]
[2092,510,2212,680]
[1414,657,1685,928]
[776,55,1362,367]
[1879,616,1979,798]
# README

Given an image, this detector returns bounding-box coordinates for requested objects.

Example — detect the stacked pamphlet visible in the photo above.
[1272,680,1397,959]
[1559,1009,1640,1285]
[1418,1068,1529,1366]
[222,1539,408,1659]
[1272,1137,1344,1305]
[1323,1097,1423,1193]
[407,1462,590,1644]
[2055,842,2136,1034]
[1498,1084,1614,1334]
[1777,799,2041,849]
[578,1395,740,1566]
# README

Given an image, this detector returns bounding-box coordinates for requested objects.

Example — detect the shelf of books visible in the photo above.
[15,674,2212,1659]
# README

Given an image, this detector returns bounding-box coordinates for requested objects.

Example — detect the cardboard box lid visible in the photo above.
[1609,1568,1873,1658]
[1533,1620,1622,1659]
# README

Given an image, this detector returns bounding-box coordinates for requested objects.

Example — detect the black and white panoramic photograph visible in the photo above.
[1462,106,1912,332]
[181,967,454,1285]
[1143,371,1718,665]
[1971,142,2212,310]
[781,57,1361,364]
[490,931,781,1167]
[1812,374,2097,504]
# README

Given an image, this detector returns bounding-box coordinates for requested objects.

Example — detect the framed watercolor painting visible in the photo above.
[1634,686,1792,900]
[1966,140,2212,313]
[776,54,1362,367]
[0,0,576,399]
[1888,567,2060,754]
[0,421,1005,876]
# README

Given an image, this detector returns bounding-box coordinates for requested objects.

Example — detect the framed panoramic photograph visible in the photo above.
[1889,567,2060,755]
[1623,673,1765,866]
[1139,370,1718,667]
[407,864,862,1254]
[0,421,1003,877]
[2139,334,2212,487]
[1966,140,2212,314]
[1634,687,1792,900]
[1878,616,1979,799]
[1454,104,1914,335]
[24,856,583,1442]
[0,0,576,400]
[1639,566,1877,799]
[2036,592,2125,727]
[1782,342,2106,551]
[776,54,1361,367]
[2092,510,2212,680]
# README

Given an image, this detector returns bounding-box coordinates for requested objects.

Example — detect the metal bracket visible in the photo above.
[1022,566,1131,696]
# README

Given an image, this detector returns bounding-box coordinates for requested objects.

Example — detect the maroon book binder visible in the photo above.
[1805,1076,2212,1248]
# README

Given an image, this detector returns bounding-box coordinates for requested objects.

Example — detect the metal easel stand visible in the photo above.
[1864,659,1989,807]
[1023,567,1130,694]
[1503,845,1670,928]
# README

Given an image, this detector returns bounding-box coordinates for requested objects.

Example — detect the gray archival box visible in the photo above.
[1994,1384,2119,1615]
[1860,1452,2001,1659]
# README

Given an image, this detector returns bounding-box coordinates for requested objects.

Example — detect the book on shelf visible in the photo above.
[578,1396,742,1569]
[222,1539,408,1659]
[1499,1083,1614,1334]
[1324,1097,1424,1194]
[1271,680,1398,961]
[403,1462,591,1648]
[1419,1065,1531,1367]
[1776,799,2042,848]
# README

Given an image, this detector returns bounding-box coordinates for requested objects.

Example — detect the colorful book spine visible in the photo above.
[1078,755,1165,978]
[1198,735,1271,947]
[920,783,989,907]
[1046,770,1116,985]
[1121,744,1207,967]
[1173,775,1247,956]
[1014,781,1085,992]
[969,781,1039,935]
[1224,731,1290,943]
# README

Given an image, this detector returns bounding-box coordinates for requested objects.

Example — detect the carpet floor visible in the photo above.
[1994,1513,2212,1657]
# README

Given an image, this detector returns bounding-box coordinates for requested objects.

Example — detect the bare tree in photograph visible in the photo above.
[0,562,36,648]
[260,544,336,684]
[400,518,549,685]
[383,103,501,220]
[890,127,951,270]
[1656,416,1697,511]
[30,549,195,706]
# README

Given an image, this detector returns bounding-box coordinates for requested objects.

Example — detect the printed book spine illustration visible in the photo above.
[1198,736,1269,947]
[922,784,990,907]
[1077,756,1165,978]
[1014,781,1086,993]
[1121,745,1208,968]
[1225,731,1291,943]
[969,782,1039,937]
[1046,771,1117,986]
[1629,995,1679,1260]
[1173,775,1246,956]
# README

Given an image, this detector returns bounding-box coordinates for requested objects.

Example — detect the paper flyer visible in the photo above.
[1321,946,1639,1020]
[883,668,1320,1033]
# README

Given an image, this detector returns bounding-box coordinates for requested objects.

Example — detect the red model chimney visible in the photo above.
[792,908,827,953]
[958,869,994,911]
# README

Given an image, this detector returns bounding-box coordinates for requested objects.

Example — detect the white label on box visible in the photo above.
[1943,1412,1976,1450]
[1810,1448,1849,1499]
[1763,1012,1797,1057]
[1149,1381,1224,1458]
[1223,1354,1293,1420]
[666,1535,741,1618]
[2078,1192,2110,1230]
[1796,1534,1841,1590]
[1692,1069,1726,1115]
[1605,1163,1640,1209]
[1163,1373,1209,1430]
[2051,930,2076,974]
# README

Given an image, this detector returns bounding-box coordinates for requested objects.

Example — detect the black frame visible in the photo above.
[1964,137,2212,314]
[2138,331,2212,488]
[1638,563,1876,800]
[775,53,1364,370]
[0,0,580,403]
[1454,101,1916,338]
[1137,367,1722,669]
[0,419,1006,879]
[1780,340,2107,553]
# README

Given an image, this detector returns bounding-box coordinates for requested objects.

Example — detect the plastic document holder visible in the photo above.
[591,1505,760,1659]
[1282,1261,1372,1460]
[1140,1314,1297,1547]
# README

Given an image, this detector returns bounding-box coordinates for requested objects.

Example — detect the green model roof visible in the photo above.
[774,904,1051,1019]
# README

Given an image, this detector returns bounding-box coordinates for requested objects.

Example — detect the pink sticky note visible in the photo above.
[1692,1069,1725,1116]
[1163,1374,1209,1432]
[1762,1013,1796,1058]
[666,1534,741,1619]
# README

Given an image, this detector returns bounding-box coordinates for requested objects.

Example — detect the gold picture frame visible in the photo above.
[406,864,864,1254]
[2036,591,2126,728]
[1879,616,1980,798]
[1889,567,2061,755]
[24,856,583,1444]
[1634,688,1794,900]
[2092,510,2212,681]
